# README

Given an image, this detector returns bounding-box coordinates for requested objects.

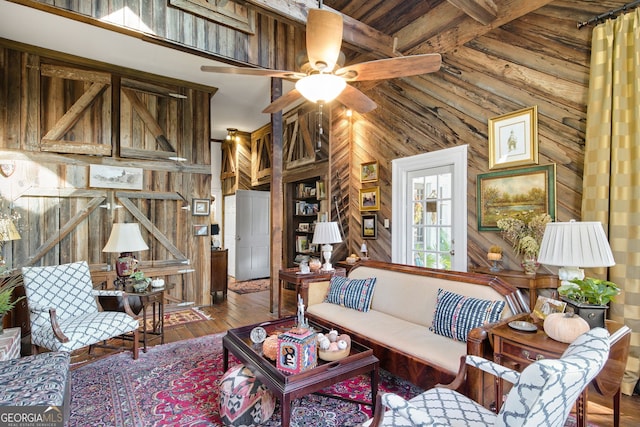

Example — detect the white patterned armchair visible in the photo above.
[21,261,140,359]
[367,327,610,427]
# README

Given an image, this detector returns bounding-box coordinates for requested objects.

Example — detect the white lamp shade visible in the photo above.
[295,74,347,103]
[312,221,342,245]
[537,221,615,268]
[102,223,149,253]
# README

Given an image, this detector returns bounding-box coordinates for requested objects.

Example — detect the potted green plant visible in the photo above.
[0,275,25,333]
[557,277,620,328]
[130,271,151,293]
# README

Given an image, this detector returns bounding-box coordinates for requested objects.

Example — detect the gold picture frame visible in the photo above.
[488,106,538,170]
[359,187,380,211]
[360,161,379,183]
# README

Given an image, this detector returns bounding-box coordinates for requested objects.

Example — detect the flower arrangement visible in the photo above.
[496,211,551,258]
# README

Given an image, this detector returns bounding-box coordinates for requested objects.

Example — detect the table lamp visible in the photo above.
[537,220,615,286]
[103,223,149,286]
[0,218,21,271]
[312,221,342,271]
[360,242,369,260]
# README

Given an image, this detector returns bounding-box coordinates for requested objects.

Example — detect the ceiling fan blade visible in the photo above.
[306,9,343,72]
[200,65,303,80]
[335,54,442,82]
[336,85,377,114]
[262,89,303,114]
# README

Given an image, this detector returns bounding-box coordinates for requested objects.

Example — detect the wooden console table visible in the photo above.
[491,318,631,427]
[472,267,558,311]
[277,267,346,317]
[210,249,228,303]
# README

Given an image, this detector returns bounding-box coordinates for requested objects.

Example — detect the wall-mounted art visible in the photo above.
[477,164,556,231]
[89,164,143,190]
[362,214,377,239]
[193,224,209,236]
[488,106,538,170]
[192,198,211,216]
[359,187,380,212]
[360,161,379,183]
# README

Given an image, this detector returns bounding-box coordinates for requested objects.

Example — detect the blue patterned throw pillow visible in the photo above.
[430,289,505,342]
[325,276,377,312]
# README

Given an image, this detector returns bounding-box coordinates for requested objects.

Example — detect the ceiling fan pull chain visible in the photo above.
[316,102,324,151]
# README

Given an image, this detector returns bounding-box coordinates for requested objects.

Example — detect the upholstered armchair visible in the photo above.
[367,327,610,427]
[21,261,139,359]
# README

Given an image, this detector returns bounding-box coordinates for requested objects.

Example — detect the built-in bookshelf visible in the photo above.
[287,177,326,266]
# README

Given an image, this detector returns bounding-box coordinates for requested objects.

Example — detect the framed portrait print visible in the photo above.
[362,214,377,239]
[193,224,209,236]
[192,198,210,216]
[359,187,380,211]
[477,164,556,231]
[488,106,538,169]
[360,161,379,183]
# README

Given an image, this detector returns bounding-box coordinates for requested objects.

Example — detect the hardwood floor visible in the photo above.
[90,288,639,426]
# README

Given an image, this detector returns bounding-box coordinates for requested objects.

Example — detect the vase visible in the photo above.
[521,255,539,275]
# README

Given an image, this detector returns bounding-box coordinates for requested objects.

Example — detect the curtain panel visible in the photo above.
[583,9,640,396]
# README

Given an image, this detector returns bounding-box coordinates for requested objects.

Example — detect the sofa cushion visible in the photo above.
[430,289,505,342]
[307,302,467,373]
[325,276,377,312]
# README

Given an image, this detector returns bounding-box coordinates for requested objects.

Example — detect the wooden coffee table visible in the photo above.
[223,317,379,427]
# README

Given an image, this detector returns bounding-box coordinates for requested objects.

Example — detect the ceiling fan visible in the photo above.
[201,7,442,114]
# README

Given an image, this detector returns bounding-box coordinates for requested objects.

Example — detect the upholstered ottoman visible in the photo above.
[219,364,276,426]
[0,351,71,421]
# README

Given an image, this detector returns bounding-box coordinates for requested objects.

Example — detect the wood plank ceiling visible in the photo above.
[246,0,556,60]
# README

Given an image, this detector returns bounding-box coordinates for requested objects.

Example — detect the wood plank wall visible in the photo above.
[329,1,628,271]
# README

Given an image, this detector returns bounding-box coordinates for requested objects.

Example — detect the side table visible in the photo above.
[99,284,174,353]
[278,267,346,317]
[491,318,631,427]
[0,327,21,361]
[472,267,558,311]
[210,248,229,303]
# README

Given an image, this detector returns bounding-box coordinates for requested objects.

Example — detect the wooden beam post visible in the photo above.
[270,77,284,313]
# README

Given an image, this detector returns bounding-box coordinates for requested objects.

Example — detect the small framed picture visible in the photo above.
[488,106,538,170]
[359,187,380,211]
[360,161,379,183]
[362,214,377,239]
[192,198,210,216]
[298,223,310,232]
[193,224,209,236]
[532,296,566,320]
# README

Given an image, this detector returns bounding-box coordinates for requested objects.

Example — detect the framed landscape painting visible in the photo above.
[362,214,377,239]
[477,164,556,231]
[359,187,380,212]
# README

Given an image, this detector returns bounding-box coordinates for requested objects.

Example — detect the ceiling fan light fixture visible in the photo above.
[295,74,346,103]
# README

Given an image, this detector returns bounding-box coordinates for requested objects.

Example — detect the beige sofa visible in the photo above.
[305,260,527,401]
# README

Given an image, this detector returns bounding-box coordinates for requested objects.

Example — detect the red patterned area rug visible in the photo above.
[228,277,270,294]
[68,333,423,426]
[139,306,211,330]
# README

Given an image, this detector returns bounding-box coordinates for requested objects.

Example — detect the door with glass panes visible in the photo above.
[407,165,453,269]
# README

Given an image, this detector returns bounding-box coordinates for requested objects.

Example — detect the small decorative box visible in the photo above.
[276,327,317,374]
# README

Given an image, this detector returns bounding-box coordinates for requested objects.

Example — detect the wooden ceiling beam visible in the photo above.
[447,0,498,25]
[396,0,556,55]
[242,0,398,57]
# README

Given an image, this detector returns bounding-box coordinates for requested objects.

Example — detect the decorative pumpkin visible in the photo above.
[262,335,279,360]
[543,312,590,343]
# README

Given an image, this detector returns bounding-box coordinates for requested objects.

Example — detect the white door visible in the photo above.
[392,145,468,271]
[234,190,271,280]
[407,165,454,269]
[223,195,236,277]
